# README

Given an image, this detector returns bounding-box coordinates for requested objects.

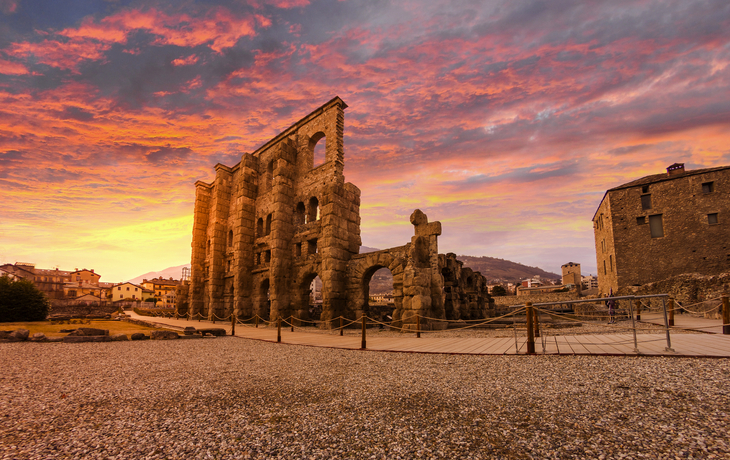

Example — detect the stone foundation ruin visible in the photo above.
[177,97,493,330]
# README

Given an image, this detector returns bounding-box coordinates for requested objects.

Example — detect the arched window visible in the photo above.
[256,218,264,238]
[295,202,306,226]
[227,230,233,247]
[307,197,319,223]
[309,132,326,168]
[265,213,272,235]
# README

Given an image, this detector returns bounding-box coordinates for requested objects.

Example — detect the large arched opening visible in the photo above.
[363,266,395,323]
[310,132,326,168]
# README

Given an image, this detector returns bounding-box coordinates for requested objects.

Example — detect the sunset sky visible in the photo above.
[1,0,729,282]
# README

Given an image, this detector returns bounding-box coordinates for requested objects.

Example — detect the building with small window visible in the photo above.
[593,163,730,295]
[110,282,148,302]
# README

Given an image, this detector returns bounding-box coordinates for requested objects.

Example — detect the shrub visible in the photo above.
[0,275,51,322]
[491,285,508,296]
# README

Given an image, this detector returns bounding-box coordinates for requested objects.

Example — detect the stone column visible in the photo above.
[233,153,258,319]
[206,165,231,320]
[189,182,211,319]
[269,139,297,320]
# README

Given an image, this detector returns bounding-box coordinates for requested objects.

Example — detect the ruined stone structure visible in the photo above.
[593,163,730,295]
[179,97,492,329]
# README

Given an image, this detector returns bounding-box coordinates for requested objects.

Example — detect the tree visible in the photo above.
[0,275,50,322]
[491,285,508,296]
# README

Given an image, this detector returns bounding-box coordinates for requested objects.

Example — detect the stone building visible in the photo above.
[561,262,581,292]
[593,163,730,295]
[179,97,493,329]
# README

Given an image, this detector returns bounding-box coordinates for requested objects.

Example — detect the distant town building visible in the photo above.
[561,262,581,286]
[110,282,149,302]
[0,263,73,299]
[593,163,730,295]
[582,274,598,290]
[141,277,181,308]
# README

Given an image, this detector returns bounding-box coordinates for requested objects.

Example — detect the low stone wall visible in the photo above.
[49,301,119,319]
[618,272,730,308]
[493,291,582,309]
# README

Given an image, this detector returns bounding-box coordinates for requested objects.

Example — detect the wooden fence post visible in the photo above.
[231,313,236,336]
[340,317,343,336]
[291,316,295,332]
[526,302,535,354]
[668,298,675,327]
[361,316,366,349]
[255,315,259,328]
[635,299,642,321]
[277,318,281,343]
[722,295,729,335]
[416,315,420,338]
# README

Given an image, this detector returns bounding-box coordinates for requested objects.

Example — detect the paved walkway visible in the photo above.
[126,312,730,358]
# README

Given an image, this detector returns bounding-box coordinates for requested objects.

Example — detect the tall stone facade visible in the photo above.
[180,97,493,329]
[593,163,730,295]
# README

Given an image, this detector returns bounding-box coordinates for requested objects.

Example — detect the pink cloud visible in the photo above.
[0,58,28,75]
[172,55,199,66]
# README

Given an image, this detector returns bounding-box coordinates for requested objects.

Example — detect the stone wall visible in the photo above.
[617,271,730,306]
[493,291,582,309]
[49,301,119,318]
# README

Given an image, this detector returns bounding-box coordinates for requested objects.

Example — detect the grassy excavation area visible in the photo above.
[0,319,170,338]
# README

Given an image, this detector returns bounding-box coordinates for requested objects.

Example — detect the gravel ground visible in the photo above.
[2,339,728,459]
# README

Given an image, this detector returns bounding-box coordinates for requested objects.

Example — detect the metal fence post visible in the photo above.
[628,297,639,353]
[661,297,674,352]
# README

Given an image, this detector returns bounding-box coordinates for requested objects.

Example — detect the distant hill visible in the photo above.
[454,255,559,283]
[128,263,190,284]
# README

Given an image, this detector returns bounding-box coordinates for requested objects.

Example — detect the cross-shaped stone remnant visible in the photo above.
[410,209,442,237]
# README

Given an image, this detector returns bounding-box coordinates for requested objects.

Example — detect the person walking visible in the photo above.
[607,298,616,324]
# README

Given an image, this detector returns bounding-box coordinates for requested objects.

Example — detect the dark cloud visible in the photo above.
[146,146,192,163]
[60,106,94,121]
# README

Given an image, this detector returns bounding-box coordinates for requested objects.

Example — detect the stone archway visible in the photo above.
[346,250,406,321]
[296,272,321,322]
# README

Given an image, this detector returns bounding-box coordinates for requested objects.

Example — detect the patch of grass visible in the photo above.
[0,320,171,338]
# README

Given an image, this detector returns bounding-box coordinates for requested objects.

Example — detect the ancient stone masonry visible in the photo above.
[178,97,493,329]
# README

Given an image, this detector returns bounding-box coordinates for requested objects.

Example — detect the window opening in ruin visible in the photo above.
[641,194,651,210]
[603,260,607,275]
[308,239,318,255]
[265,250,271,263]
[708,213,718,225]
[702,182,714,194]
[636,216,646,225]
[227,230,233,247]
[642,185,649,193]
[649,214,664,238]
[295,243,302,257]
[207,239,210,252]
[226,260,231,272]
[265,213,272,235]
[307,197,319,223]
[257,218,264,237]
[364,266,395,322]
[295,202,306,226]
[266,160,274,190]
[310,132,326,168]
[609,255,613,272]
